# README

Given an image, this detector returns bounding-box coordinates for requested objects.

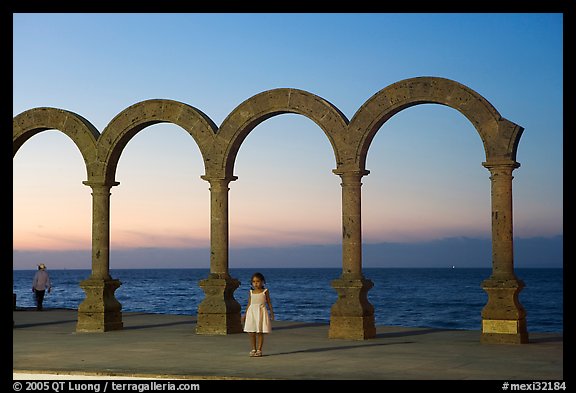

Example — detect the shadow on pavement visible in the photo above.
[375,328,452,339]
[123,320,197,330]
[529,335,563,343]
[269,340,415,356]
[273,322,326,330]
[14,319,77,329]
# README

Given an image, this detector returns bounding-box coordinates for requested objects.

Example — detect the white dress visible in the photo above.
[243,289,271,333]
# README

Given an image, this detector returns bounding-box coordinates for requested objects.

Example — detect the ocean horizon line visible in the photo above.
[12,266,564,271]
[13,235,563,270]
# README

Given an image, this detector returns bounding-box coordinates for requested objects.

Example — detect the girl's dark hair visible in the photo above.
[250,272,266,289]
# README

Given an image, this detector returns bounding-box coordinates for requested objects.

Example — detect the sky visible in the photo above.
[12,13,563,269]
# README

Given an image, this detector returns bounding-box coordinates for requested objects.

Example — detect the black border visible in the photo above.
[8,2,571,388]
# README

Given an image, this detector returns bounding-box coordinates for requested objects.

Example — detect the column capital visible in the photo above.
[82,180,120,189]
[332,169,370,177]
[200,175,238,184]
[482,160,520,171]
[482,160,520,181]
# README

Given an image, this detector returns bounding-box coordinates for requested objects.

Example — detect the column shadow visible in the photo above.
[268,340,414,356]
[529,335,563,343]
[14,319,78,328]
[375,328,452,339]
[123,320,197,330]
[273,323,326,330]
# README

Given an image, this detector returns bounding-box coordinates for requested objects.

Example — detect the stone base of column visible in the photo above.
[480,277,529,344]
[329,276,376,340]
[196,276,242,335]
[76,278,123,333]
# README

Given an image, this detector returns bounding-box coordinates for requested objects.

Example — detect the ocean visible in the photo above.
[14,268,563,333]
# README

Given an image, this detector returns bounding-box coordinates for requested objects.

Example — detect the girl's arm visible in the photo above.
[265,290,275,320]
[242,292,251,323]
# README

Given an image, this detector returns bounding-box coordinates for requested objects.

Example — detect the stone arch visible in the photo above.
[12,108,109,331]
[348,76,524,172]
[79,99,218,332]
[195,89,349,335]
[12,107,99,173]
[97,99,218,183]
[13,79,528,342]
[215,88,349,179]
[336,76,528,343]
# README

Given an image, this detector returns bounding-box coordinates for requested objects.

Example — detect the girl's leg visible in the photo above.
[257,333,264,351]
[249,333,257,350]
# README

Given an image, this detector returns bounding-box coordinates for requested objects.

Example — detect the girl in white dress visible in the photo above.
[242,272,274,357]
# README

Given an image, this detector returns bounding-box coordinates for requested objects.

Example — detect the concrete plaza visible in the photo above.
[12,309,563,380]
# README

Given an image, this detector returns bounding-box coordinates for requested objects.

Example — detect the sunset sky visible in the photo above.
[13,13,563,269]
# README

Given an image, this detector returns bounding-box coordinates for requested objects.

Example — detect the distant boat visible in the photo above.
[452,265,455,269]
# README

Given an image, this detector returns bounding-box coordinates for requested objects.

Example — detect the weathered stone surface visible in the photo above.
[217,87,348,179]
[329,316,377,340]
[77,278,123,332]
[479,161,528,343]
[13,77,528,342]
[196,276,242,335]
[12,108,99,163]
[480,278,528,344]
[329,277,376,339]
[100,99,218,180]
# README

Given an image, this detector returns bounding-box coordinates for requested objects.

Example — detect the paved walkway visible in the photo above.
[13,309,563,380]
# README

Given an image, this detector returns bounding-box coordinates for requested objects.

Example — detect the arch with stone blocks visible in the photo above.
[12,76,527,343]
[215,88,348,179]
[98,99,219,183]
[12,107,99,163]
[350,77,523,170]
[12,107,119,331]
[343,76,526,343]
[79,99,220,332]
[197,88,348,334]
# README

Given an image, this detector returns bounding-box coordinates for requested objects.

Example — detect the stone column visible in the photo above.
[76,181,123,332]
[196,176,242,335]
[480,161,528,344]
[329,170,376,339]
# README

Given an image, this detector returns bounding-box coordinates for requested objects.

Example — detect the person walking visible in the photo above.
[32,263,51,311]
